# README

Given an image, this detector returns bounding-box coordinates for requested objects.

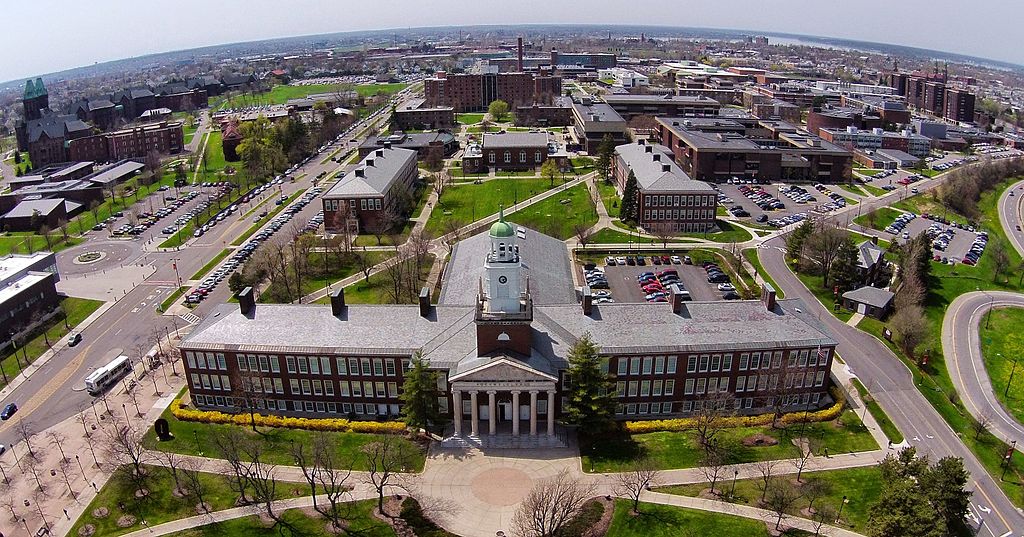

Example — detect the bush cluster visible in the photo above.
[169,399,407,434]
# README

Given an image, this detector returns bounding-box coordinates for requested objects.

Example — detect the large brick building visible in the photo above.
[179,221,838,443]
[392,99,455,131]
[423,71,562,112]
[601,94,721,121]
[657,117,853,183]
[322,145,418,235]
[613,140,717,233]
[462,132,568,174]
[571,99,628,153]
[66,121,185,164]
[0,253,60,348]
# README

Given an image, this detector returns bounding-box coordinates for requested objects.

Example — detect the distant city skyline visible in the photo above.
[3,0,1021,82]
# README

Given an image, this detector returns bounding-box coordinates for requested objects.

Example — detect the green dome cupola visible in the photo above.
[489,207,515,238]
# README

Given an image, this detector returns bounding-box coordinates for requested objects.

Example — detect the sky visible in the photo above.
[3,0,1022,82]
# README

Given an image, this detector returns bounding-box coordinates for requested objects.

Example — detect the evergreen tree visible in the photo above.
[563,333,616,433]
[866,480,942,537]
[595,134,616,183]
[620,170,639,225]
[832,236,861,294]
[400,352,444,432]
[786,219,814,260]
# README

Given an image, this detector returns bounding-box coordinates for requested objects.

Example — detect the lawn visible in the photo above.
[849,177,1024,506]
[0,297,103,389]
[0,232,82,256]
[71,464,312,537]
[336,254,434,305]
[580,409,876,472]
[978,307,1024,425]
[919,167,942,178]
[597,181,621,218]
[230,188,307,246]
[794,271,853,322]
[891,191,968,225]
[507,183,598,240]
[159,287,189,312]
[425,178,556,234]
[190,249,230,280]
[220,83,407,108]
[835,183,867,198]
[457,112,485,124]
[862,183,887,197]
[142,404,425,472]
[590,228,639,244]
[163,501,394,537]
[855,167,882,177]
[657,466,885,531]
[743,249,785,299]
[606,499,776,537]
[261,250,395,303]
[852,206,903,232]
[850,377,904,444]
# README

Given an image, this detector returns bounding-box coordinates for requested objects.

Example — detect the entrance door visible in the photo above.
[857,302,867,314]
[480,404,490,420]
[500,402,512,421]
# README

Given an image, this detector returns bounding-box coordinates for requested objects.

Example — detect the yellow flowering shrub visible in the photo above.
[169,399,406,434]
[624,388,846,434]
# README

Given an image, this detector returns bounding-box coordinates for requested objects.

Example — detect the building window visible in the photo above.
[617,358,627,376]
[310,357,320,375]
[665,380,675,395]
[686,355,697,373]
[654,356,665,374]
[519,150,526,163]
[298,357,309,374]
[286,356,296,373]
[535,151,542,163]
[630,357,641,375]
[722,354,733,372]
[373,358,384,376]
[616,381,626,397]
[640,380,651,396]
[336,358,348,375]
[736,376,746,392]
[698,355,709,372]
[361,358,372,376]
[504,151,511,163]
[489,152,496,163]
[667,356,677,374]
[386,360,396,376]
[289,379,299,394]
[642,357,653,374]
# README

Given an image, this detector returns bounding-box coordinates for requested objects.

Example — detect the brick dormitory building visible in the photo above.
[179,215,838,443]
[321,144,419,235]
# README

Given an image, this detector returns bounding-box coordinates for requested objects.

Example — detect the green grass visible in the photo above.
[701,220,753,243]
[0,232,83,256]
[581,409,876,472]
[794,271,852,322]
[220,83,406,108]
[835,183,868,197]
[333,254,434,305]
[465,125,500,134]
[850,377,904,444]
[978,307,1024,424]
[852,206,903,232]
[849,177,1024,507]
[743,248,785,299]
[142,404,425,472]
[231,189,307,246]
[164,501,394,537]
[862,183,887,197]
[606,499,780,537]
[190,249,230,280]
[855,167,883,177]
[597,181,621,218]
[590,228,639,244]
[159,287,189,312]
[457,112,485,124]
[919,167,941,178]
[507,183,597,240]
[657,466,884,531]
[71,464,313,537]
[0,297,103,388]
[425,178,556,234]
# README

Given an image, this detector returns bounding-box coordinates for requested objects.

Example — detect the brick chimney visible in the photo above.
[761,283,777,311]
[581,286,593,316]
[419,287,432,318]
[517,37,524,72]
[366,158,375,167]
[376,149,384,157]
[237,287,255,316]
[355,168,365,177]
[330,288,346,316]
[671,285,684,314]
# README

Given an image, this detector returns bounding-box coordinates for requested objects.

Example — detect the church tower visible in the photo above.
[475,208,533,356]
[22,78,49,121]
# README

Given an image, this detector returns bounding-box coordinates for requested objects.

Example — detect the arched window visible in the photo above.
[504,151,511,163]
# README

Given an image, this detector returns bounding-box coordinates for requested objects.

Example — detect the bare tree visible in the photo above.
[692,392,734,452]
[801,478,832,515]
[615,457,660,513]
[0,495,18,523]
[697,442,728,496]
[291,436,322,513]
[40,224,53,250]
[57,219,70,244]
[89,200,102,227]
[363,435,416,516]
[157,451,186,496]
[511,469,596,537]
[212,429,252,504]
[244,440,282,526]
[991,241,1010,282]
[801,223,848,288]
[793,435,820,482]
[811,503,838,536]
[432,171,451,205]
[972,411,992,440]
[45,430,69,462]
[754,459,780,504]
[355,249,374,283]
[180,458,210,512]
[15,420,36,459]
[573,222,594,249]
[650,223,675,248]
[101,416,152,492]
[890,304,929,359]
[764,478,802,531]
[309,433,354,529]
[440,217,464,257]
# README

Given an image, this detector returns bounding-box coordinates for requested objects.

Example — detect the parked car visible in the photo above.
[66,332,82,347]
[1,403,17,420]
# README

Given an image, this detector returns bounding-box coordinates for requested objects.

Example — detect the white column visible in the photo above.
[488,390,497,435]
[546,390,555,436]
[511,390,521,436]
[452,389,462,436]
[470,391,479,437]
[529,390,538,436]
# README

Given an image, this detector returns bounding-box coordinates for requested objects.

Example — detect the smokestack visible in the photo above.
[517,37,524,72]
[237,287,255,316]
[330,288,346,316]
[419,287,432,318]
[581,286,593,316]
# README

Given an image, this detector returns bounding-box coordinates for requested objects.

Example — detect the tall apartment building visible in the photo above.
[423,70,562,112]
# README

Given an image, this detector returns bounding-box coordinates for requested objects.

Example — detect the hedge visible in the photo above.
[169,399,407,434]
[623,388,846,434]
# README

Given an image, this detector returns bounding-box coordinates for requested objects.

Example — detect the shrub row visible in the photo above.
[169,399,407,434]
[624,388,846,434]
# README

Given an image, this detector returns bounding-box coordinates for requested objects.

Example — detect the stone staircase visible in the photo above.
[439,432,569,450]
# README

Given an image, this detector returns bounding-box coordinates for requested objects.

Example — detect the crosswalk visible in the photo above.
[179,312,201,325]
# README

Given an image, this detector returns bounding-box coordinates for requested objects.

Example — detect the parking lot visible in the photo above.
[717,183,815,224]
[582,255,742,304]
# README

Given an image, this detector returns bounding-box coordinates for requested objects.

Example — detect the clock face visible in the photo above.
[498,275,508,284]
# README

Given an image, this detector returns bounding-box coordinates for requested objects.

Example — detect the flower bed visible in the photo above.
[169,398,407,434]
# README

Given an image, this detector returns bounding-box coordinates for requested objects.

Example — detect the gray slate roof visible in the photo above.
[438,228,577,307]
[857,241,884,269]
[323,147,417,198]
[481,132,549,149]
[842,286,894,308]
[615,142,715,193]
[3,198,64,218]
[25,112,91,143]
[85,161,144,187]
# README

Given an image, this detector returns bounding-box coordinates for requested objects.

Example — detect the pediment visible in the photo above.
[450,358,556,383]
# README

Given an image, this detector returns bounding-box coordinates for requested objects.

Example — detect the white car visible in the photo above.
[615,256,627,265]
[593,290,612,298]
[717,283,736,292]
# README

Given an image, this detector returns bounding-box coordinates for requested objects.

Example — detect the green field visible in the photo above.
[581,409,876,472]
[0,232,83,256]
[978,307,1024,425]
[606,499,778,537]
[861,183,887,197]
[658,466,884,531]
[794,271,853,322]
[189,249,231,280]
[850,377,904,444]
[262,250,395,303]
[328,254,434,305]
[508,183,597,240]
[0,297,103,389]
[163,501,393,537]
[835,183,868,197]
[142,404,425,472]
[425,178,556,234]
[159,287,189,312]
[852,206,903,231]
[457,112,485,124]
[597,181,621,218]
[220,82,407,108]
[71,464,312,537]
[743,248,785,299]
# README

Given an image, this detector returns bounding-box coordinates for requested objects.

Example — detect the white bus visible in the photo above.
[85,355,132,395]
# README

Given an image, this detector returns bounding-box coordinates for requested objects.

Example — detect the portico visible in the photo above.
[450,357,558,437]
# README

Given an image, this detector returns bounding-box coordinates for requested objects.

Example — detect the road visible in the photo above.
[0,85,418,447]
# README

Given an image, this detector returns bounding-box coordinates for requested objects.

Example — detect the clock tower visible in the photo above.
[475,208,533,356]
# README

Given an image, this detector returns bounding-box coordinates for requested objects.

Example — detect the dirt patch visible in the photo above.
[92,507,110,518]
[742,433,779,447]
[172,486,189,498]
[587,497,614,537]
[78,524,96,537]
[374,496,415,537]
[134,488,150,499]
[696,488,722,500]
[116,514,137,528]
[194,502,212,515]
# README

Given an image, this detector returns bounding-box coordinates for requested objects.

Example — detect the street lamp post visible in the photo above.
[731,470,739,499]
[194,430,203,456]
[835,495,848,524]
[0,463,7,484]
[1006,355,1019,398]
[122,403,130,423]
[76,455,87,482]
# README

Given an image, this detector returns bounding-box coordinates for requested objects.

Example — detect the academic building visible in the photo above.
[179,216,838,446]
